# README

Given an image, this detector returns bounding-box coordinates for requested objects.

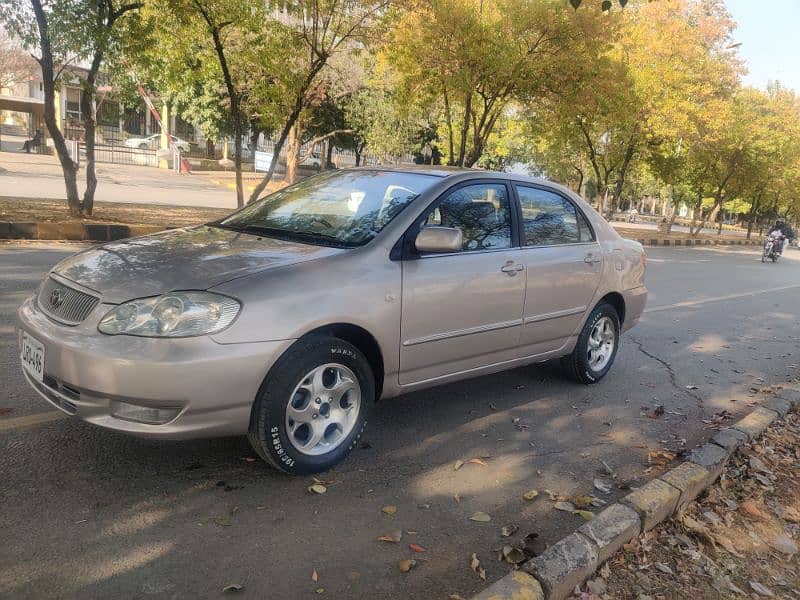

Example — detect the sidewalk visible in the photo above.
[0,151,240,209]
[577,412,800,599]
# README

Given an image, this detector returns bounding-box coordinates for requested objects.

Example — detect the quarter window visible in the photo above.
[517,186,593,246]
[422,183,512,251]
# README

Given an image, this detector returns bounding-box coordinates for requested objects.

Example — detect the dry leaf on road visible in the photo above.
[470,511,491,522]
[398,559,417,573]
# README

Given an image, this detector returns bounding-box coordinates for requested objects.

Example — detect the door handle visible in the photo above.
[501,261,524,275]
[584,254,602,264]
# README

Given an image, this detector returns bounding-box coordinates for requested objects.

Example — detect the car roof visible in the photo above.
[344,165,563,188]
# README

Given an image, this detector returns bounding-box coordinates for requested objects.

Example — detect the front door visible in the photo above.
[514,185,603,357]
[400,182,526,385]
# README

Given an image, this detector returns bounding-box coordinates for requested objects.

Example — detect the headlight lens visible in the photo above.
[98,292,240,337]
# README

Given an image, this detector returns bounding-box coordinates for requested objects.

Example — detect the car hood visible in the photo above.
[52,225,345,303]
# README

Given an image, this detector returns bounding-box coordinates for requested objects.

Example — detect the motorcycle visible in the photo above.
[762,235,785,263]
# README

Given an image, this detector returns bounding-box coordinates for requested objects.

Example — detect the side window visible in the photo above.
[517,186,584,246]
[422,183,512,251]
[577,211,595,242]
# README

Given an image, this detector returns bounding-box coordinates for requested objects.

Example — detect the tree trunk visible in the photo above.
[285,123,300,185]
[30,0,80,216]
[354,142,365,167]
[80,49,103,216]
[610,141,636,216]
[248,105,302,202]
[456,93,471,166]
[233,121,243,207]
[326,140,334,169]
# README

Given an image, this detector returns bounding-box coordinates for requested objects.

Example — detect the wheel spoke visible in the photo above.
[287,404,311,425]
[301,422,326,450]
[284,362,362,457]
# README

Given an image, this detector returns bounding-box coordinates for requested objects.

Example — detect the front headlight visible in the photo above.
[98,292,240,337]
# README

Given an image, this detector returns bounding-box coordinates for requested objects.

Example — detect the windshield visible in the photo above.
[217,170,440,247]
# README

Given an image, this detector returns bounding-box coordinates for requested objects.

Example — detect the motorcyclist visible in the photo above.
[768,220,793,254]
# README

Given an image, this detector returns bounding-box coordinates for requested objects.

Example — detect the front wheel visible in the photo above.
[561,303,620,384]
[248,336,374,475]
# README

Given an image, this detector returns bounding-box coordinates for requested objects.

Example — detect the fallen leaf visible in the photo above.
[377,530,402,543]
[501,545,526,564]
[408,543,426,553]
[571,494,593,509]
[381,505,397,516]
[749,581,774,597]
[222,584,243,593]
[501,524,519,537]
[685,385,699,390]
[398,559,417,573]
[453,493,461,503]
[574,510,594,521]
[769,535,798,556]
[554,501,576,512]
[643,404,665,418]
[311,569,318,582]
[470,511,491,522]
[467,458,488,467]
[713,534,742,557]
[470,553,480,573]
[749,456,771,474]
[740,501,767,521]
[315,588,324,594]
[522,489,539,501]
[593,479,612,494]
[654,562,673,575]
[454,460,464,471]
[308,484,327,495]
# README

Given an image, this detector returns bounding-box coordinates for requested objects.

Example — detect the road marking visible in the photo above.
[0,411,66,432]
[645,283,800,314]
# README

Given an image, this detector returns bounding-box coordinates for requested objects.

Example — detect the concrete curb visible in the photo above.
[630,237,761,247]
[468,389,799,600]
[0,221,167,242]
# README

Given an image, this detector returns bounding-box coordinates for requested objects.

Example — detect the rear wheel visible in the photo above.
[248,336,374,475]
[561,303,620,384]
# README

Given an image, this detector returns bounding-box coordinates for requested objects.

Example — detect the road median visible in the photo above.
[469,387,799,600]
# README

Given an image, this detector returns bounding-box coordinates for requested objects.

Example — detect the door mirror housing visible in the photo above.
[414,226,463,253]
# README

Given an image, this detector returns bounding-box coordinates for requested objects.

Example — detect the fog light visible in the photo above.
[110,401,180,424]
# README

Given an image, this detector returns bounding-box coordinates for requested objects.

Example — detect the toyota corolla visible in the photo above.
[18,168,647,474]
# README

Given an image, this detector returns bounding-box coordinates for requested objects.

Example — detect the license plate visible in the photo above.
[20,332,45,383]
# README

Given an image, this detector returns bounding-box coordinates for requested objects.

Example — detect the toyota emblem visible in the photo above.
[49,288,64,309]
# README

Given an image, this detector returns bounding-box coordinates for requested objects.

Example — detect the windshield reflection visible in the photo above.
[216,171,440,247]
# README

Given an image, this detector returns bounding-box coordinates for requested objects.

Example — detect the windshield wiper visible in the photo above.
[209,222,356,248]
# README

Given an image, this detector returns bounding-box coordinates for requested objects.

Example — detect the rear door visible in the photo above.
[399,181,526,385]
[514,184,603,357]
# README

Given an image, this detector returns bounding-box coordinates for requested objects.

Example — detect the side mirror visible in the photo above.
[414,226,463,253]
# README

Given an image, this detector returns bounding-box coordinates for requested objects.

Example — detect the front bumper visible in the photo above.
[17,296,293,439]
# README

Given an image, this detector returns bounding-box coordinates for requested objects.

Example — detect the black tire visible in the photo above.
[561,302,621,384]
[248,336,374,475]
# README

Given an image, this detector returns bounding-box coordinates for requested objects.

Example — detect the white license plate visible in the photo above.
[20,332,45,383]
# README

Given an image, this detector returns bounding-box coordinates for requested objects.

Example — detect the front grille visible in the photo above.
[37,277,100,325]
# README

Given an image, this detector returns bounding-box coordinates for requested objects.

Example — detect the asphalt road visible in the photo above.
[1,243,799,600]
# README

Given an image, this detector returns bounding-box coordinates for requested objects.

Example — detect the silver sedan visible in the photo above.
[18,168,647,474]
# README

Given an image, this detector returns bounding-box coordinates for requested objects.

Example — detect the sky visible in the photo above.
[725,0,800,93]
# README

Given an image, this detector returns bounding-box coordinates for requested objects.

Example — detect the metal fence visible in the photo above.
[79,142,159,167]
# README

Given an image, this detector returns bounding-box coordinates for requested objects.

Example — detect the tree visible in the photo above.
[2,0,139,216]
[387,0,601,168]
[0,28,37,91]
[246,0,389,201]
[72,0,142,215]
